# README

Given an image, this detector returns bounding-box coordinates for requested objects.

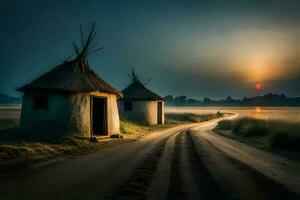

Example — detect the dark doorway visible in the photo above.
[157,101,163,124]
[92,97,107,136]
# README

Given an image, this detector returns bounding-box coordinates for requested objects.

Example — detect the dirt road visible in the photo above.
[0,118,299,200]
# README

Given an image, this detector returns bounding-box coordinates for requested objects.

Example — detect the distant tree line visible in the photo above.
[0,93,21,104]
[2,92,300,107]
[164,93,300,107]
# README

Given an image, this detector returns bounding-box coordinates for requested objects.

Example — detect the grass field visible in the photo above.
[165,112,222,124]
[215,117,300,160]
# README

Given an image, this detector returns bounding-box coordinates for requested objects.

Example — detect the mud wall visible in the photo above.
[20,91,120,137]
[118,100,165,125]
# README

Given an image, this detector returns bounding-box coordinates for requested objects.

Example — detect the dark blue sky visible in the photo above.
[1,0,300,99]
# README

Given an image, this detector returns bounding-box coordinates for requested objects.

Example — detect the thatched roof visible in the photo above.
[18,59,121,96]
[18,23,122,97]
[121,70,164,101]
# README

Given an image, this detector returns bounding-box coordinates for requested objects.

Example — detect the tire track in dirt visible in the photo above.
[167,130,230,199]
[185,131,229,199]
[147,130,182,200]
[112,132,177,200]
[166,132,185,200]
[190,130,300,200]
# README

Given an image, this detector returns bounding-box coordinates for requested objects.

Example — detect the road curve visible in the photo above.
[0,116,299,200]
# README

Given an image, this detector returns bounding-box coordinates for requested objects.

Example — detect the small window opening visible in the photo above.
[33,93,49,109]
[124,101,132,111]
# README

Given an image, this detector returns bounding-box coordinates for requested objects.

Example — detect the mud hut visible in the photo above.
[118,70,164,125]
[18,24,122,137]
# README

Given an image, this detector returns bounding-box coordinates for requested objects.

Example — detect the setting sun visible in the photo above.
[255,84,263,91]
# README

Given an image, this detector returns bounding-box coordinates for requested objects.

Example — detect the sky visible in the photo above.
[0,0,300,99]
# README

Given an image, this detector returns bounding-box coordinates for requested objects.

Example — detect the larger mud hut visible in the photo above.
[18,24,122,137]
[118,70,164,125]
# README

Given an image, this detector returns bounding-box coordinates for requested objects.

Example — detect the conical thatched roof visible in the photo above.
[121,70,164,101]
[18,59,121,96]
[18,24,122,97]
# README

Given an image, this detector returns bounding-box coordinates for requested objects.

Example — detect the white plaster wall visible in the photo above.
[118,100,165,125]
[20,93,90,137]
[20,92,120,137]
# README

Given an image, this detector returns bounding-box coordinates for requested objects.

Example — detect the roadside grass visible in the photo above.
[119,112,223,138]
[165,112,223,124]
[0,118,136,173]
[119,120,172,139]
[0,126,134,174]
[216,117,300,156]
[0,128,111,160]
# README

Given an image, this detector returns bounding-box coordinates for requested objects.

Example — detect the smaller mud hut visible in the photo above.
[18,24,122,137]
[118,70,164,125]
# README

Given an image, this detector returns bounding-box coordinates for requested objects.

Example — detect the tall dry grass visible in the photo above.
[165,112,222,124]
[217,117,300,151]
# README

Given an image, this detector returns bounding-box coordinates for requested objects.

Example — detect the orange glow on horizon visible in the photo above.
[255,107,262,113]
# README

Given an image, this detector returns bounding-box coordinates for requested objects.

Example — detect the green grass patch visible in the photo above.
[120,119,173,135]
